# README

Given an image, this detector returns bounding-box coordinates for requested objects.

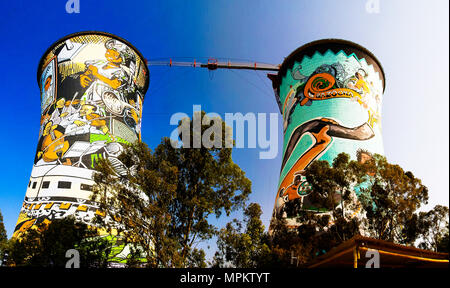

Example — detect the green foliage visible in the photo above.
[91,111,251,268]
[4,217,110,267]
[213,152,447,267]
[436,231,449,253]
[186,248,207,268]
[92,141,180,267]
[416,205,449,252]
[277,153,364,264]
[0,210,7,265]
[0,210,6,244]
[358,154,429,244]
[213,203,270,268]
[303,153,364,223]
[264,217,308,267]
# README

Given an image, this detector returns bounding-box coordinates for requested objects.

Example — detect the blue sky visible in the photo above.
[0,0,448,260]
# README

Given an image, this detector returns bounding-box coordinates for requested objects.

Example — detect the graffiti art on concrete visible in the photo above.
[270,39,385,226]
[14,32,149,248]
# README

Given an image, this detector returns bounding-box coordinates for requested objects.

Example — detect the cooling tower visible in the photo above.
[13,31,149,239]
[270,39,385,226]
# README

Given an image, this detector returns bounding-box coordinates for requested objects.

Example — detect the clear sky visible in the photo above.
[0,0,448,260]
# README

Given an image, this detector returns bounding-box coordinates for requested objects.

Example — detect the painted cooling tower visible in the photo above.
[13,31,149,238]
[270,39,385,226]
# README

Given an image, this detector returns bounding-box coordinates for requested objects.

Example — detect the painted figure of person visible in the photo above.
[79,40,131,104]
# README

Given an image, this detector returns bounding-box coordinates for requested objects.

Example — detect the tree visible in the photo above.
[264,217,307,267]
[301,152,432,251]
[268,207,360,266]
[0,210,7,265]
[92,140,180,267]
[5,217,110,267]
[302,153,365,242]
[357,154,429,244]
[268,153,366,265]
[436,231,449,253]
[91,111,251,267]
[212,152,446,267]
[213,203,269,268]
[295,152,442,257]
[186,248,207,268]
[273,152,437,265]
[416,205,449,252]
[213,153,377,267]
[0,210,6,244]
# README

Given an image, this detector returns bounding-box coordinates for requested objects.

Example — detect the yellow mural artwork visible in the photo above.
[13,32,149,264]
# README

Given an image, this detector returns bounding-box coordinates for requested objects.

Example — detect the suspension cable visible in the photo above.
[147,58,280,72]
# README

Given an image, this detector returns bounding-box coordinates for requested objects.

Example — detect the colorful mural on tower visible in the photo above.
[271,40,385,226]
[14,32,149,248]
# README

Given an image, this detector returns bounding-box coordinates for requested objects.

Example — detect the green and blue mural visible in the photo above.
[270,39,385,225]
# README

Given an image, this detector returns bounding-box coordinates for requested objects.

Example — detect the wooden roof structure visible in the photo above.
[306,235,449,268]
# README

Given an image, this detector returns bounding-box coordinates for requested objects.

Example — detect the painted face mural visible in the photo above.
[14,32,149,252]
[270,39,385,227]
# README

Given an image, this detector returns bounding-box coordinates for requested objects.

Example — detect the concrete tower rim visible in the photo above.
[36,30,150,100]
[277,38,386,93]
